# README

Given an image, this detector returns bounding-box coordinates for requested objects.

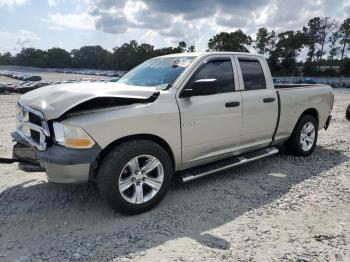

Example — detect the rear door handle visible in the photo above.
[225,101,240,108]
[263,97,275,103]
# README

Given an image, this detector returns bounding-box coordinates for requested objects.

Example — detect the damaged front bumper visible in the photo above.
[11,131,102,183]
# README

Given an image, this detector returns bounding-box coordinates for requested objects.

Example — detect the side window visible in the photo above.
[239,59,266,90]
[192,59,235,93]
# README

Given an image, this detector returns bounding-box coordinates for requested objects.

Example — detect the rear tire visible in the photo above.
[97,140,173,214]
[285,114,318,157]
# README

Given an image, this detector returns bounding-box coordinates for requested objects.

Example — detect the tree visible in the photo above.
[175,42,195,53]
[137,43,155,60]
[266,30,278,56]
[16,48,47,67]
[71,45,111,69]
[113,40,143,70]
[208,30,252,52]
[153,46,183,57]
[187,45,195,52]
[178,41,187,52]
[46,47,72,68]
[339,18,350,61]
[328,32,341,61]
[317,17,337,61]
[268,31,306,76]
[0,19,347,75]
[302,61,318,76]
[255,28,270,55]
[303,17,322,61]
[341,58,350,76]
[0,52,14,65]
[321,68,338,77]
[112,40,163,70]
[303,17,337,71]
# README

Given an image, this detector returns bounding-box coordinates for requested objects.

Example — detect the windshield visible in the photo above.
[118,56,195,89]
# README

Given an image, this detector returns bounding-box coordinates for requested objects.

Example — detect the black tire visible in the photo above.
[97,140,173,214]
[346,104,350,121]
[284,114,318,157]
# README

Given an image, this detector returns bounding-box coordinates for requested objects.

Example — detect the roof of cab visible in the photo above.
[159,51,265,59]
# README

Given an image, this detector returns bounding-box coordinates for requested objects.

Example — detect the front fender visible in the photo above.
[60,94,182,170]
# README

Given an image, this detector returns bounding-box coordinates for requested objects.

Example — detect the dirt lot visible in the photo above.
[0,89,349,262]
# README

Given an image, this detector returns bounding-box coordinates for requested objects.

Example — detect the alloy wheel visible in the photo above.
[118,155,164,204]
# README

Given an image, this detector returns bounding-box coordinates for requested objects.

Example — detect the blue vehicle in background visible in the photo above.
[303,77,316,84]
[293,77,316,84]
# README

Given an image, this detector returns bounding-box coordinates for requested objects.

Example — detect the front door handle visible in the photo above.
[225,101,240,108]
[263,97,275,103]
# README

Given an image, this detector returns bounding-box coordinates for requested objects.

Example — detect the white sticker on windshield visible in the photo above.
[171,58,191,68]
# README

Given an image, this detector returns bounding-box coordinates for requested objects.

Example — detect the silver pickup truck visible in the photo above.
[12,52,334,214]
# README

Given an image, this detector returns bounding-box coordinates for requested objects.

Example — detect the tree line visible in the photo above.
[0,17,349,76]
[0,41,193,71]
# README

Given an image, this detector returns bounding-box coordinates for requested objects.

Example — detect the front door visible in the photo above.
[177,56,242,167]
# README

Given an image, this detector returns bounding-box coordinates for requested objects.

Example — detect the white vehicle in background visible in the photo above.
[10,52,333,214]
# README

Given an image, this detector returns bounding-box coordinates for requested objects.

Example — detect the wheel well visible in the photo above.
[301,108,319,124]
[287,108,319,140]
[91,134,176,180]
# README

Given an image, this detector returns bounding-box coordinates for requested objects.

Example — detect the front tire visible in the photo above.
[97,140,173,214]
[285,114,318,156]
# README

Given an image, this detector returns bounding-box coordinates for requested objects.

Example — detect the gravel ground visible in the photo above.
[0,89,349,262]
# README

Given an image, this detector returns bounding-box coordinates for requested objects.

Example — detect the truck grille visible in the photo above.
[16,104,50,151]
[30,129,41,144]
[28,112,42,127]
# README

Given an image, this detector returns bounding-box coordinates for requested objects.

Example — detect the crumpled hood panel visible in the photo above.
[19,82,158,120]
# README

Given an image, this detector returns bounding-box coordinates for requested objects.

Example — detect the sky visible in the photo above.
[0,0,349,54]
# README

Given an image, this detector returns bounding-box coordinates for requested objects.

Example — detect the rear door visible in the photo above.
[177,55,242,167]
[235,56,278,147]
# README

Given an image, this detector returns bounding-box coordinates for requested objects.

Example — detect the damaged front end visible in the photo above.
[9,103,49,171]
[61,91,160,119]
[12,142,44,172]
[6,91,161,181]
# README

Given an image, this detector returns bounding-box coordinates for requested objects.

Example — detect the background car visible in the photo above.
[22,75,42,81]
[0,83,12,94]
[15,81,51,94]
[303,77,316,84]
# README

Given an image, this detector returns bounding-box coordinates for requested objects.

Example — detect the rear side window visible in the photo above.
[239,59,266,90]
[192,59,235,93]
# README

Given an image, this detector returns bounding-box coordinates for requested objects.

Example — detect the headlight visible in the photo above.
[53,122,95,149]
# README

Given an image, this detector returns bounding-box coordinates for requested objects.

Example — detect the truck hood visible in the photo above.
[19,82,159,120]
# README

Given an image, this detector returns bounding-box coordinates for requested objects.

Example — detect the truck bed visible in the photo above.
[274,83,333,144]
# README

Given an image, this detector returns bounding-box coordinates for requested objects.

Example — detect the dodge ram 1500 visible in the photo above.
[10,52,334,214]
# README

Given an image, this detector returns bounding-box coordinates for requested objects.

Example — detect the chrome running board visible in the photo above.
[180,147,279,183]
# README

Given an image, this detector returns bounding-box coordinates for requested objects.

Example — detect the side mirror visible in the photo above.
[181,79,218,98]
